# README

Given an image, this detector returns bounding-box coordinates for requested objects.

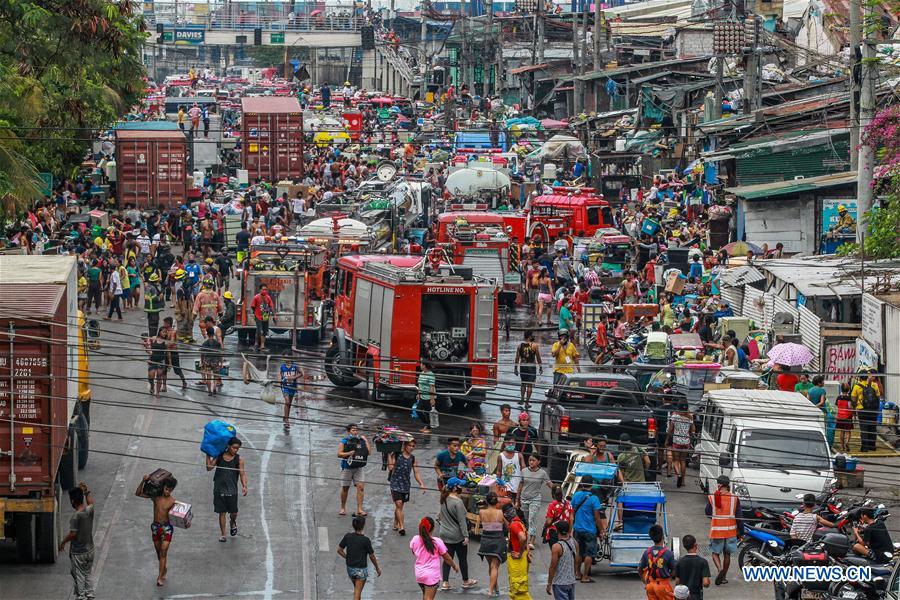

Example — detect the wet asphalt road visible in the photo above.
[1,304,897,599]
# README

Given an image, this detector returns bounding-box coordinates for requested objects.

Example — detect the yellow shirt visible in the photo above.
[851,380,881,409]
[78,276,87,295]
[552,341,580,374]
[118,266,130,290]
[93,237,109,251]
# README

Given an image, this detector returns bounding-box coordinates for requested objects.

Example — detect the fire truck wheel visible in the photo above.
[324,346,359,387]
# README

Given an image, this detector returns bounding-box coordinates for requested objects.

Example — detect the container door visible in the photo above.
[155,140,187,208]
[118,140,153,207]
[244,113,272,181]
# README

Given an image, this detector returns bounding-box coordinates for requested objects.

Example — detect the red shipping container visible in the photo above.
[115,130,188,209]
[0,285,70,497]
[241,97,304,183]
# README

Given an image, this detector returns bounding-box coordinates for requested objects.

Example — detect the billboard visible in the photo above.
[174,28,205,45]
[821,198,858,235]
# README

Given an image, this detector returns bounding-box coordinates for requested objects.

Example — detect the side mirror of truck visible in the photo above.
[718,452,731,468]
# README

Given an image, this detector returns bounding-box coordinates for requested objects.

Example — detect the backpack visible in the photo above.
[861,383,880,412]
[344,437,369,469]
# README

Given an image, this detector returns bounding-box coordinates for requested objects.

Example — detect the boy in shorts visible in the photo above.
[135,473,180,587]
[338,516,382,600]
[280,357,300,432]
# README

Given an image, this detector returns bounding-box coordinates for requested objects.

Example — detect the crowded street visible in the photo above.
[1,1,900,600]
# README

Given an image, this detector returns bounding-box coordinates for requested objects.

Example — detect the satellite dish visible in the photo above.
[376,161,397,182]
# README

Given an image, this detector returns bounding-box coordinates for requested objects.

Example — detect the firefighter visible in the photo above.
[194,280,223,341]
[173,269,195,343]
[143,272,164,337]
[219,291,236,334]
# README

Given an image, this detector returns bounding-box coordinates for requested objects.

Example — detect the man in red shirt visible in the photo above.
[249,284,275,351]
[507,509,530,597]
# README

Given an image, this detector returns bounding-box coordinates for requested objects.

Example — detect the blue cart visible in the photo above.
[603,482,668,569]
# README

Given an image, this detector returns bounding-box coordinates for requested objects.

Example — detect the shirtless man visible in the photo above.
[199,217,214,258]
[492,403,516,444]
[135,474,180,587]
[618,271,640,304]
[159,317,187,391]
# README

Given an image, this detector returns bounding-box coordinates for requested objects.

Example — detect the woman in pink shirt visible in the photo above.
[410,517,458,599]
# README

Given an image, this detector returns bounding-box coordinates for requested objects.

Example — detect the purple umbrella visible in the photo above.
[766,342,813,367]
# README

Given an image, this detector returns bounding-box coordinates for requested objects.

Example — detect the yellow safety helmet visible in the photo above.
[223,291,234,300]
[205,257,214,265]
[149,273,160,282]
[174,269,186,279]
[838,204,847,213]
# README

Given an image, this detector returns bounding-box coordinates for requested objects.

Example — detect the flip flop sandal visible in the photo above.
[219,536,227,543]
[440,583,452,591]
[461,580,478,589]
[230,526,237,536]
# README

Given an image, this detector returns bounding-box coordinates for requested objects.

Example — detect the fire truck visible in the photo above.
[236,244,328,345]
[528,187,613,242]
[435,211,522,306]
[324,253,498,408]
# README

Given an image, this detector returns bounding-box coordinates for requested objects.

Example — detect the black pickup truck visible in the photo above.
[538,372,658,482]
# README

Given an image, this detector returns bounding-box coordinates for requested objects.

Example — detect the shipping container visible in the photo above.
[115,129,189,209]
[241,97,304,183]
[0,256,91,563]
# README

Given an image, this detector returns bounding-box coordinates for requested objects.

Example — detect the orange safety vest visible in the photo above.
[708,492,738,539]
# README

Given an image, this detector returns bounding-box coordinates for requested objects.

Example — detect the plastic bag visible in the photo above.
[260,383,277,405]
[201,420,237,457]
[430,405,439,429]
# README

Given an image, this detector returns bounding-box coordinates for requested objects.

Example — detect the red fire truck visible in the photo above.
[529,187,613,242]
[236,244,329,345]
[324,253,498,408]
[435,211,522,306]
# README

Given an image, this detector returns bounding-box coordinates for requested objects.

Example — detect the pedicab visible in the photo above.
[561,459,620,506]
[602,482,669,569]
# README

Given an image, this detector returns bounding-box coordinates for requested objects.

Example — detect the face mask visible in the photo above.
[505,445,516,452]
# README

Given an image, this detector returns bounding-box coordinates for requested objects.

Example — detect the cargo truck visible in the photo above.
[0,255,91,563]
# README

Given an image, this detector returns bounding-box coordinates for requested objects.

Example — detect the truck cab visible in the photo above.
[697,389,833,515]
[326,253,498,408]
[436,212,522,304]
[529,187,613,242]
[236,243,328,345]
[539,372,657,481]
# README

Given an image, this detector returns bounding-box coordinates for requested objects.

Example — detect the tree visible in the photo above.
[0,0,147,213]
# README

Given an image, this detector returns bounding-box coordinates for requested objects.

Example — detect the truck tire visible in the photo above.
[324,346,358,387]
[14,513,37,562]
[76,412,90,470]
[36,486,61,564]
[548,452,567,484]
[58,427,77,491]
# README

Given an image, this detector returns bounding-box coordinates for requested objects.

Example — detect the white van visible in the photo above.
[698,389,833,512]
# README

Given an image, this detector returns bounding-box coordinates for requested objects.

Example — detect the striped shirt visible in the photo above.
[790,511,818,542]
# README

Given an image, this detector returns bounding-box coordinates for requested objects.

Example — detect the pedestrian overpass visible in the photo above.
[143,2,420,95]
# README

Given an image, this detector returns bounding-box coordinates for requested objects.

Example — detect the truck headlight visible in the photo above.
[732,479,751,502]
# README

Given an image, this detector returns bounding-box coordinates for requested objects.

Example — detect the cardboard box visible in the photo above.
[665,272,685,295]
[169,501,193,529]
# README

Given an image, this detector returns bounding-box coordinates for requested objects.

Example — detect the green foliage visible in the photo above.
[0,0,147,211]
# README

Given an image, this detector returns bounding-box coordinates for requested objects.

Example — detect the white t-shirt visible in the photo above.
[291,197,305,214]
[553,238,569,254]
[108,270,123,295]
[250,235,267,246]
[136,235,152,254]
[499,452,522,494]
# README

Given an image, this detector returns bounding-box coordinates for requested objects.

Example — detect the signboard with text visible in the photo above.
[860,293,884,356]
[821,198,858,235]
[174,28,205,45]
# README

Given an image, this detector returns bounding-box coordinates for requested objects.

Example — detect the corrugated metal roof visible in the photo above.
[0,255,77,283]
[112,121,179,131]
[719,265,765,287]
[575,56,711,82]
[115,129,187,140]
[0,283,64,318]
[758,257,900,297]
[725,171,857,200]
[241,97,301,113]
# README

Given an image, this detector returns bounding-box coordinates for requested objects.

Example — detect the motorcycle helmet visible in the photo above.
[822,532,850,558]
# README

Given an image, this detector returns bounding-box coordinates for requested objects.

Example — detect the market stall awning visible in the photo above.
[725,171,858,200]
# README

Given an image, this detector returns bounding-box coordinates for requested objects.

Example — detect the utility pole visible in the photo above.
[573,12,582,114]
[743,15,760,114]
[856,3,877,241]
[460,13,468,92]
[713,55,724,119]
[593,0,602,68]
[581,0,589,72]
[421,1,429,100]
[486,0,494,96]
[849,0,861,170]
[535,0,545,64]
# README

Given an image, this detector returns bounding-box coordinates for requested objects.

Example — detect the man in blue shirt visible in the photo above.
[432,438,467,490]
[571,475,606,583]
[184,255,201,294]
[280,358,299,432]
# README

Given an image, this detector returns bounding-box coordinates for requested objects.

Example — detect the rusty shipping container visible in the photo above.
[115,129,188,209]
[241,96,304,182]
[0,256,86,563]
